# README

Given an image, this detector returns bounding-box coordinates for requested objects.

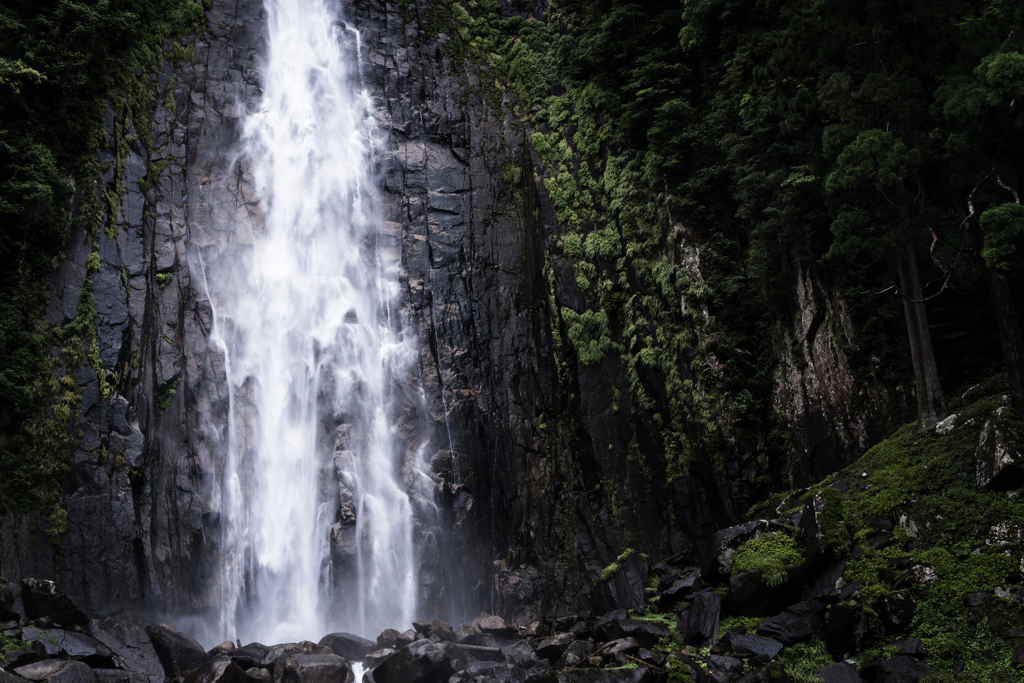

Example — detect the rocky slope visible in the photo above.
[3,381,1024,683]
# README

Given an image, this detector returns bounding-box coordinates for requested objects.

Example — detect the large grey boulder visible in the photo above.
[372,639,454,683]
[21,628,112,666]
[590,552,648,614]
[13,661,95,683]
[260,643,329,683]
[281,655,352,683]
[20,581,88,627]
[91,671,149,683]
[677,592,721,646]
[87,619,164,683]
[317,634,375,662]
[145,624,208,679]
[726,633,783,659]
[183,657,253,683]
[976,409,1024,490]
[756,602,824,646]
[523,668,652,683]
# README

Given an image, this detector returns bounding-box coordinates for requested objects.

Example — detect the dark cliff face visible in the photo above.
[1,0,877,627]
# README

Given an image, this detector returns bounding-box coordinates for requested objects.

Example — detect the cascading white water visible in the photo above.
[207,0,417,645]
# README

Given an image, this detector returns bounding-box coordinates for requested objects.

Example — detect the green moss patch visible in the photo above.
[732,532,804,587]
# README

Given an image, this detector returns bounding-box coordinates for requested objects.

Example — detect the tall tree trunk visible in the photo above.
[897,244,947,428]
[983,265,1024,404]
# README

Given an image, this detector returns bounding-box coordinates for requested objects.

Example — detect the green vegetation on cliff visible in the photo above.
[444,0,1024,527]
[0,0,204,515]
[627,381,1024,680]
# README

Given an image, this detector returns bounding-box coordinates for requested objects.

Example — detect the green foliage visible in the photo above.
[1,631,29,660]
[156,272,175,290]
[775,640,831,683]
[755,380,1024,678]
[599,561,619,582]
[980,203,1024,274]
[562,307,620,365]
[731,532,803,588]
[156,377,179,415]
[718,615,764,638]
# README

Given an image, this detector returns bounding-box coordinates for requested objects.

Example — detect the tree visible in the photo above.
[826,129,947,427]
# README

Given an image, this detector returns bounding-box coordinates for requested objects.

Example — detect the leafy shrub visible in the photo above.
[731,532,803,588]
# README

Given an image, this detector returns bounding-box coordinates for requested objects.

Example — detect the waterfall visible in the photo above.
[207,0,417,645]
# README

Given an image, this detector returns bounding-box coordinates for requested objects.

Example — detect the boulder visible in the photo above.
[20,581,88,628]
[87,619,164,683]
[726,633,782,659]
[1,583,18,621]
[464,661,496,677]
[260,643,327,681]
[804,562,848,604]
[372,639,454,683]
[593,621,667,649]
[489,660,527,683]
[450,644,503,662]
[800,496,837,568]
[230,643,271,671]
[701,521,771,581]
[281,655,352,683]
[476,616,516,639]
[22,629,112,667]
[1,669,30,683]
[523,667,651,683]
[884,639,926,659]
[659,574,709,607]
[817,662,868,683]
[709,655,743,677]
[145,624,208,679]
[183,657,253,683]
[453,626,477,644]
[317,634,375,662]
[13,661,95,683]
[823,604,866,660]
[555,641,594,669]
[412,621,455,643]
[209,643,237,658]
[3,652,42,671]
[591,552,648,614]
[501,641,536,668]
[976,410,1024,490]
[728,569,806,617]
[878,591,916,631]
[363,650,394,669]
[522,622,550,638]
[755,602,824,646]
[92,671,148,683]
[602,638,639,657]
[376,631,402,650]
[536,634,575,661]
[677,592,720,646]
[860,657,931,682]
